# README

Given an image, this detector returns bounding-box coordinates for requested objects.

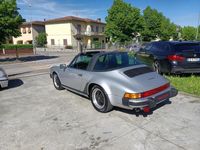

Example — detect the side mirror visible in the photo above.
[60,64,67,69]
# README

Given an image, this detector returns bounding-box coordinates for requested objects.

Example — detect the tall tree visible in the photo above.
[142,6,162,41]
[105,0,144,43]
[0,0,24,44]
[142,6,177,41]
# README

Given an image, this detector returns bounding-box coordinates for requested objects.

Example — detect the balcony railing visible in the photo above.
[72,30,104,36]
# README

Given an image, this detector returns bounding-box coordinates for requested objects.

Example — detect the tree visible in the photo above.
[105,0,144,43]
[142,6,162,41]
[181,26,196,41]
[142,6,177,41]
[35,32,47,47]
[0,0,24,44]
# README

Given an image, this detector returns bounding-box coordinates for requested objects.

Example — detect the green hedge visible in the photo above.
[0,44,33,50]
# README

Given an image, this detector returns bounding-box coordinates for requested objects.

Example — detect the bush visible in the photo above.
[0,44,33,50]
[65,45,73,49]
[35,32,47,47]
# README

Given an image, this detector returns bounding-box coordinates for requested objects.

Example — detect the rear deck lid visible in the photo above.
[120,66,169,93]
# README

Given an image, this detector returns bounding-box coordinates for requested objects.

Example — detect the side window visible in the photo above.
[154,43,170,52]
[145,44,152,51]
[94,54,108,71]
[69,55,92,70]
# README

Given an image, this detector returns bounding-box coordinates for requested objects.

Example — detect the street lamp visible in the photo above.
[25,0,36,54]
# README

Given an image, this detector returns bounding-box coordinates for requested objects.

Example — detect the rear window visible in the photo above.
[174,43,200,52]
[93,52,141,71]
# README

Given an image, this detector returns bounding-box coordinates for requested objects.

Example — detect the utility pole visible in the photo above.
[26,0,36,54]
[196,12,200,40]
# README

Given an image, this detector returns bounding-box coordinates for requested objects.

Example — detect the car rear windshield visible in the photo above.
[93,52,141,71]
[174,43,200,52]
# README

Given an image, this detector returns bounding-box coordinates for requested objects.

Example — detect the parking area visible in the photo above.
[0,51,200,150]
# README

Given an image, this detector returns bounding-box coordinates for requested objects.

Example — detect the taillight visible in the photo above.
[167,55,185,62]
[123,83,170,99]
[141,83,170,98]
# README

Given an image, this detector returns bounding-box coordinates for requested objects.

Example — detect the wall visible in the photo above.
[12,25,45,44]
[45,23,72,48]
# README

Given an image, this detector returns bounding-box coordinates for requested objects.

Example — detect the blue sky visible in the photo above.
[17,0,200,27]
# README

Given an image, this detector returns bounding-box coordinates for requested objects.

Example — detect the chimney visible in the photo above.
[97,18,101,22]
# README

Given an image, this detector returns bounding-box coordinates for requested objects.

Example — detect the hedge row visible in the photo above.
[0,44,33,50]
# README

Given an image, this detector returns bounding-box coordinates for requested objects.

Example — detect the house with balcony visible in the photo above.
[45,16,106,49]
[12,21,45,45]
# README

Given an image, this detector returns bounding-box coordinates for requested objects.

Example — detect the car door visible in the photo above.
[60,54,91,91]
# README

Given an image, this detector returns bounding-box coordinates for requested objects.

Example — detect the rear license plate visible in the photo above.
[187,58,200,62]
[156,92,170,101]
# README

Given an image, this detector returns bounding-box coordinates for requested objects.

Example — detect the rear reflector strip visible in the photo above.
[141,83,170,98]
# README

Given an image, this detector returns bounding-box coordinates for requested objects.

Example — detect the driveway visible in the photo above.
[0,73,200,150]
[0,51,200,150]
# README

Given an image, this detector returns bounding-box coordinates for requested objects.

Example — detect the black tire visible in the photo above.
[52,73,64,90]
[153,61,162,74]
[90,85,113,113]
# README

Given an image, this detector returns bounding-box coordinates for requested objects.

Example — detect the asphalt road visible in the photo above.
[0,52,200,150]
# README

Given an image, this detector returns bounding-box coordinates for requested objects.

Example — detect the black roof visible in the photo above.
[151,41,200,45]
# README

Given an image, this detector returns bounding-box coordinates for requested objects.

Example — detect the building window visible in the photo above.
[91,25,94,32]
[77,24,81,34]
[63,39,67,45]
[22,28,26,34]
[102,27,104,32]
[28,27,31,33]
[51,39,55,45]
[96,26,99,33]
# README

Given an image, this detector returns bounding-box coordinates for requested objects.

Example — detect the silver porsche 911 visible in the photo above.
[50,51,178,113]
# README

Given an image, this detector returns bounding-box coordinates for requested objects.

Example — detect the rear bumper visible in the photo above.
[122,87,178,108]
[171,65,200,74]
[0,79,9,88]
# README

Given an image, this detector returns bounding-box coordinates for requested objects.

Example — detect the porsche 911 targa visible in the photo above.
[50,51,178,113]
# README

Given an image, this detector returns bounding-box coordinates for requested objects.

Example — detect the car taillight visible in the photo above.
[141,83,170,98]
[123,83,170,99]
[167,55,185,62]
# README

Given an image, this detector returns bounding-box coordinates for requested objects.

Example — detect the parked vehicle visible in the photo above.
[0,67,8,89]
[135,41,200,74]
[50,51,177,113]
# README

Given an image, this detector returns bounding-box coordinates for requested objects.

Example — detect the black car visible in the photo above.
[135,41,200,74]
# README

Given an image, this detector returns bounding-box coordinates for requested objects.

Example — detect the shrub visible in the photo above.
[0,44,33,50]
[35,32,47,47]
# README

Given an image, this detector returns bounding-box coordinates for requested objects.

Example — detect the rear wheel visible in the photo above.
[53,73,64,90]
[90,85,113,113]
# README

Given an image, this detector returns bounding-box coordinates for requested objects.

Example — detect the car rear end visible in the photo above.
[120,66,178,112]
[167,42,200,74]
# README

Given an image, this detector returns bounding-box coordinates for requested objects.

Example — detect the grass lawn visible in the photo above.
[166,75,200,97]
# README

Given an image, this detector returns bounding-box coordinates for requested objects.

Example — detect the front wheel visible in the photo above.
[90,85,113,113]
[53,73,64,90]
[153,61,162,74]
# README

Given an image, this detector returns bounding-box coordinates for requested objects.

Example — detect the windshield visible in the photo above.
[93,52,141,71]
[174,43,200,52]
